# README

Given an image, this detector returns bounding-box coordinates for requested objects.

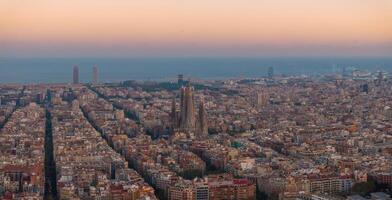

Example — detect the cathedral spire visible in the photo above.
[197,96,208,138]
[178,82,196,135]
[171,97,177,132]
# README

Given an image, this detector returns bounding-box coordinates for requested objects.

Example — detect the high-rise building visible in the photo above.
[267,67,274,79]
[73,65,79,84]
[92,65,98,84]
[377,71,383,86]
[178,74,184,86]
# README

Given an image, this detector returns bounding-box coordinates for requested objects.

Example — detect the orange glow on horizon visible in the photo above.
[1,0,391,56]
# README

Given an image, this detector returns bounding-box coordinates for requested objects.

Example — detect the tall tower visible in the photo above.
[184,85,196,131]
[73,65,79,84]
[171,97,178,131]
[92,65,98,84]
[197,97,208,138]
[377,71,383,86]
[267,67,274,79]
[179,83,196,134]
[178,74,184,86]
[180,87,186,127]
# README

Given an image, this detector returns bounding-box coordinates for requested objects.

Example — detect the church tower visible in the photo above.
[197,97,208,138]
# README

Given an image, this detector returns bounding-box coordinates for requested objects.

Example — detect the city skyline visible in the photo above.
[1,0,391,57]
[2,73,392,199]
[2,1,392,199]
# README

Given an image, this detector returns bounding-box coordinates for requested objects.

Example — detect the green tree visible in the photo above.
[352,181,376,196]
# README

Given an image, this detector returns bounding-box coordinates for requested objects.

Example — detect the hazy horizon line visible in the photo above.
[2,56,392,59]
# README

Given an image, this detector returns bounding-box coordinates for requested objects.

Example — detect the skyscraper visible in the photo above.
[267,67,274,79]
[73,65,79,84]
[92,65,98,84]
[178,74,184,86]
[377,71,383,86]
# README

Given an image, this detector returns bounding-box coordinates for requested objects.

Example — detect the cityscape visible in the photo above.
[1,0,392,200]
[1,66,392,200]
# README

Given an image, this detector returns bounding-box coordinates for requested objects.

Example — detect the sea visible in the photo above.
[0,57,391,84]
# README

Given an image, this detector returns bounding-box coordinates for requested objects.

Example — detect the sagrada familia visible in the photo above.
[171,83,208,139]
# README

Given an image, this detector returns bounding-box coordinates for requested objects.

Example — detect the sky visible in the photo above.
[1,0,392,57]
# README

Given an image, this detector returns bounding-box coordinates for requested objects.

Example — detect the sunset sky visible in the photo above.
[1,0,391,57]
